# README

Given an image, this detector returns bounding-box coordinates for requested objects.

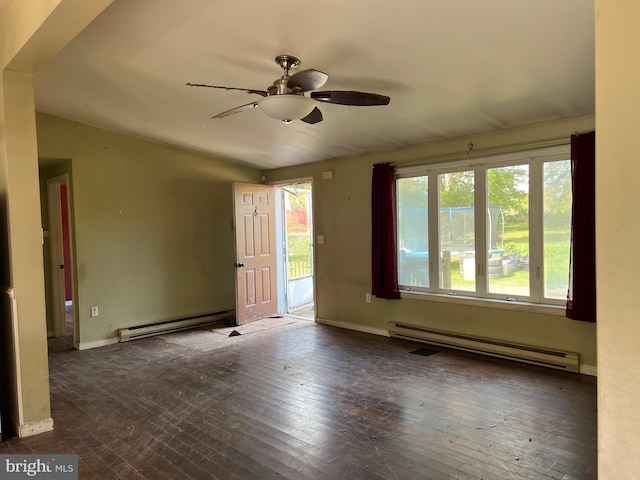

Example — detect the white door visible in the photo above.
[233,182,278,324]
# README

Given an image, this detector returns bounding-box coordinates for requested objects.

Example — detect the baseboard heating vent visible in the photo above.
[388,321,580,373]
[119,310,235,342]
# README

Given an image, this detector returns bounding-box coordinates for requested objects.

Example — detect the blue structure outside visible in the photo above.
[398,206,505,286]
[398,206,504,256]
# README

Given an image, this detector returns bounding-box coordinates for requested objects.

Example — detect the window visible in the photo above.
[396,146,571,305]
[439,170,475,292]
[397,176,429,287]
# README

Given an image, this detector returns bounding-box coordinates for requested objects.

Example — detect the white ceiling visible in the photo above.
[34,0,594,170]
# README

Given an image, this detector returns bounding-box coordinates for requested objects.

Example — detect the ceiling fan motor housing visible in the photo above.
[268,77,300,96]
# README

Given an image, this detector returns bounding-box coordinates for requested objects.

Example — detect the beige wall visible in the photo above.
[36,113,261,346]
[265,116,598,367]
[0,0,112,436]
[1,68,51,430]
[595,0,640,476]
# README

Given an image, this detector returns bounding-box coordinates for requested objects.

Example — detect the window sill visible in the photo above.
[400,290,566,316]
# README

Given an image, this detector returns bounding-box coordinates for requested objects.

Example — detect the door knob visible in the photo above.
[235,262,245,268]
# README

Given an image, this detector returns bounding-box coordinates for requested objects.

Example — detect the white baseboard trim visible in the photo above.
[316,317,390,337]
[579,364,597,376]
[18,418,54,438]
[78,337,119,350]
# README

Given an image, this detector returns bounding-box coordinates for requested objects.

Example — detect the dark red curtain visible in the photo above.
[372,163,401,299]
[567,132,596,322]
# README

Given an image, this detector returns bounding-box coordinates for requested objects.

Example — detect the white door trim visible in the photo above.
[46,174,74,341]
[273,177,316,319]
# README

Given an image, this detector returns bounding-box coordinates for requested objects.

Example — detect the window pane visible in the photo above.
[397,176,429,287]
[543,160,571,299]
[439,171,475,292]
[487,165,530,296]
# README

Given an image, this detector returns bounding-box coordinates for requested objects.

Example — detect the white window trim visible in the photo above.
[396,144,571,308]
[400,290,567,316]
[396,144,570,177]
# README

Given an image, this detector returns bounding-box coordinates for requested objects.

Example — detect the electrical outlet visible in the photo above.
[90,306,99,317]
[365,293,372,303]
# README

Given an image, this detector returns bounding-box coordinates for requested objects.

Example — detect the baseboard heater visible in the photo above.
[388,321,580,373]
[118,310,235,342]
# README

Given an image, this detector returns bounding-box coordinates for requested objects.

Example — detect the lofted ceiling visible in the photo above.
[33,0,594,170]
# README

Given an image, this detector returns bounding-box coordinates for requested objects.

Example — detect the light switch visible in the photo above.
[317,235,324,245]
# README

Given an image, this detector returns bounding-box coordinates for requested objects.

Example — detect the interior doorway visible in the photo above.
[45,174,76,349]
[275,180,315,320]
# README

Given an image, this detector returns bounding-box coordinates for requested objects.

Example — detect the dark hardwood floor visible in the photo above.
[2,321,597,479]
[47,305,75,354]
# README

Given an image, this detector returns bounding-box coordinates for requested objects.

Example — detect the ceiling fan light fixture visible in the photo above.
[258,94,315,123]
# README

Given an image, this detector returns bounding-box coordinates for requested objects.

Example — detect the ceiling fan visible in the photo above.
[186,55,390,124]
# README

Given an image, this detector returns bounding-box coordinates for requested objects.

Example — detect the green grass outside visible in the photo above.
[290,216,571,297]
[287,234,313,278]
[447,217,570,297]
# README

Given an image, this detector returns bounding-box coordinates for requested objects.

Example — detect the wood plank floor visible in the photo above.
[1,321,597,479]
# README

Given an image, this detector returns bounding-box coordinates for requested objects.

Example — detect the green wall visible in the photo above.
[34,111,597,368]
[36,113,260,347]
[265,115,598,368]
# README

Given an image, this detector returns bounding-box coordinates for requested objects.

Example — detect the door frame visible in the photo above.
[271,177,316,320]
[47,174,76,344]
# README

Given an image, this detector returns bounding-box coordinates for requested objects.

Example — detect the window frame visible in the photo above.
[396,145,571,307]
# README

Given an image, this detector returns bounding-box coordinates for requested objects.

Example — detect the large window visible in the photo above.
[396,146,571,305]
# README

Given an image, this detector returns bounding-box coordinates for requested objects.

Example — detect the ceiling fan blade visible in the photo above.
[287,69,329,92]
[187,83,268,97]
[311,90,390,106]
[212,101,259,119]
[300,107,323,124]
